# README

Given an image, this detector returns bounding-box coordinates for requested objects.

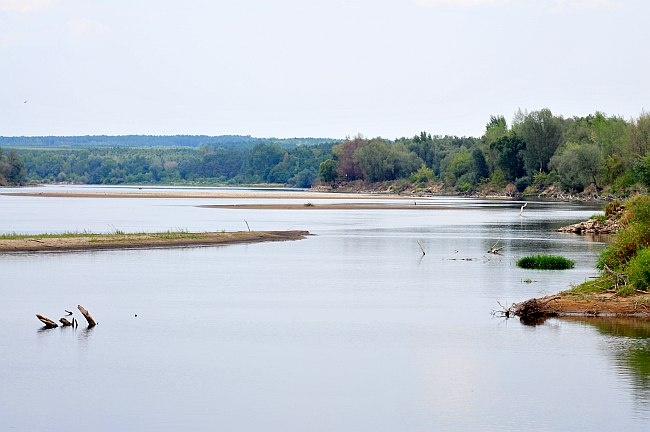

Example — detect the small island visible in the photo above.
[0,230,309,253]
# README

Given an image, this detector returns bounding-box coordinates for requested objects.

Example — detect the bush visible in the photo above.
[597,223,650,270]
[515,176,530,192]
[516,255,575,270]
[627,248,650,292]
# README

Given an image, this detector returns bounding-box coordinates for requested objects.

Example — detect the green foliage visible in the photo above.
[318,159,338,183]
[6,110,650,197]
[489,135,526,181]
[471,147,489,181]
[625,194,650,225]
[590,213,607,222]
[627,248,650,292]
[550,142,601,191]
[512,108,563,175]
[0,148,27,186]
[516,255,575,270]
[597,223,650,271]
[410,164,435,184]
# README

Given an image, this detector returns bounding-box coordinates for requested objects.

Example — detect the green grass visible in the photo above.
[0,230,94,240]
[0,228,198,240]
[516,255,575,270]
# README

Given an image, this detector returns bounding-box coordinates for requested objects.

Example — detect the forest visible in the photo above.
[2,109,650,196]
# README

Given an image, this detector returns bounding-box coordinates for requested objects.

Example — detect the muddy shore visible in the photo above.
[513,292,650,319]
[0,231,309,253]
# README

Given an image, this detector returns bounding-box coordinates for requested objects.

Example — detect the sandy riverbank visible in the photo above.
[513,291,650,319]
[0,231,309,253]
[0,189,401,200]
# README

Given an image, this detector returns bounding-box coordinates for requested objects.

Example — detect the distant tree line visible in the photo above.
[4,109,650,194]
[319,109,650,195]
[14,142,335,187]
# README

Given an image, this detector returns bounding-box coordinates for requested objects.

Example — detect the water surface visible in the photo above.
[1,186,648,431]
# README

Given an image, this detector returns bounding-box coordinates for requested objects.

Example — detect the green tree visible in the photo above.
[550,142,601,191]
[489,135,526,182]
[1,149,27,185]
[471,147,489,181]
[318,159,338,183]
[483,115,508,145]
[513,108,563,175]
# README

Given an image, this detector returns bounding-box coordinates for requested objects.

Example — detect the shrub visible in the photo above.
[625,194,650,225]
[597,223,650,270]
[516,255,575,270]
[627,248,650,292]
[605,200,622,217]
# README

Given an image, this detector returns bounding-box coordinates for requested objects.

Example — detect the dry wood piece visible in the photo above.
[77,304,96,327]
[36,314,58,328]
[59,317,73,326]
[487,241,504,255]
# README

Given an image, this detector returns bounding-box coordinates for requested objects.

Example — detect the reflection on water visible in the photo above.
[565,317,650,403]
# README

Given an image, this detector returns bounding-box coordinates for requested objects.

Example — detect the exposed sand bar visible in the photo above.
[199,203,448,210]
[0,231,309,253]
[1,190,401,200]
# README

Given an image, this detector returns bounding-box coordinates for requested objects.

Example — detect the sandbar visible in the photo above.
[0,231,309,253]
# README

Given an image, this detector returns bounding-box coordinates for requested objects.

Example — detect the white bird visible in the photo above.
[519,202,528,216]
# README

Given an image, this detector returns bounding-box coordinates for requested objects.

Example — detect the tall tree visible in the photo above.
[513,108,563,175]
[489,136,526,182]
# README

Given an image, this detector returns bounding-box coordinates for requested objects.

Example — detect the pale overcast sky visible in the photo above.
[1,0,648,138]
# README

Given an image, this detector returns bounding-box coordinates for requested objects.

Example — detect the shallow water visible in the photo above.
[1,186,648,431]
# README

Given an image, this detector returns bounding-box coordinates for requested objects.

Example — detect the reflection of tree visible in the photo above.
[565,317,650,402]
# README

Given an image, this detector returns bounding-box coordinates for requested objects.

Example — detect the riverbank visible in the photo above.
[512,292,650,319]
[515,195,650,319]
[0,230,309,253]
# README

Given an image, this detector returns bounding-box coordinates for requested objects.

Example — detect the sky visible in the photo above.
[1,0,648,139]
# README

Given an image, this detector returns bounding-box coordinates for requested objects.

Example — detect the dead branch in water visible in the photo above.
[417,240,426,256]
[59,317,73,326]
[487,241,504,255]
[36,314,58,328]
[77,305,96,327]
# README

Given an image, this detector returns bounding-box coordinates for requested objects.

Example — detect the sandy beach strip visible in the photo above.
[0,190,402,200]
[198,203,448,210]
[0,231,309,253]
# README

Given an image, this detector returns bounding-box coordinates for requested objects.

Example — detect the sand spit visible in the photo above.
[0,231,310,253]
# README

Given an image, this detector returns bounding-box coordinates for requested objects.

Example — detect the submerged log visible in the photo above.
[59,317,73,326]
[77,305,96,327]
[36,314,58,328]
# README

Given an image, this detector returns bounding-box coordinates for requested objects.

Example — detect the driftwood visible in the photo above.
[36,314,58,328]
[59,317,73,326]
[77,304,96,327]
[487,241,504,255]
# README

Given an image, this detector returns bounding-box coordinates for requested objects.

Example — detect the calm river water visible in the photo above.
[1,185,649,431]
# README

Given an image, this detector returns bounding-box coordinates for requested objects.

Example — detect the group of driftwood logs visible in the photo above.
[36,305,96,329]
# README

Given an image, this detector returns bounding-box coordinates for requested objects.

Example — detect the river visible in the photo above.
[0,185,648,431]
